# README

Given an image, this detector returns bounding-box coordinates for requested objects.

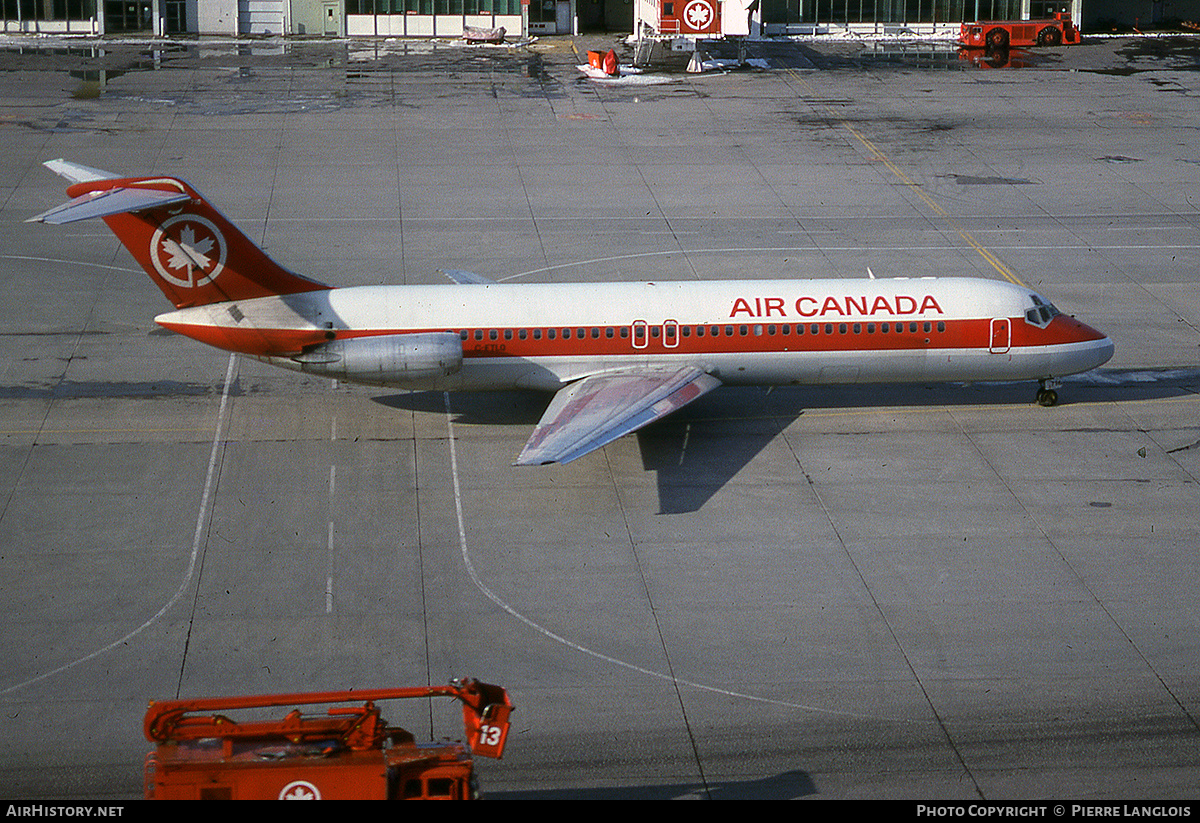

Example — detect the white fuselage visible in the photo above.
[155,277,1114,392]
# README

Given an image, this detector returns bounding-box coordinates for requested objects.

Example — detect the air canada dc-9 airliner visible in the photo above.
[30,160,1113,465]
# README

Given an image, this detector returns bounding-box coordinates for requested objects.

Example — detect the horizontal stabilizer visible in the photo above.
[33,161,331,309]
[43,158,119,184]
[439,269,494,285]
[516,366,722,465]
[27,186,192,225]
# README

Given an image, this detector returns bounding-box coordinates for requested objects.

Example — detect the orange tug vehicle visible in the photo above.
[143,679,514,800]
[959,12,1080,48]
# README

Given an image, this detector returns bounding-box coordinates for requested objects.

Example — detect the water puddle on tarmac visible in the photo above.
[856,41,1047,70]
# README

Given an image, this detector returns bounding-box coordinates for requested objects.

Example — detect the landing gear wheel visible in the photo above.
[1036,388,1059,407]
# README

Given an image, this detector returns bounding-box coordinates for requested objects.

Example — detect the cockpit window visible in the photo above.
[1024,294,1061,328]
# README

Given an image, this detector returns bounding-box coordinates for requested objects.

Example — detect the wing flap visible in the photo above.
[515,367,722,466]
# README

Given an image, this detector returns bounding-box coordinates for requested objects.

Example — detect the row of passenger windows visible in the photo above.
[461,321,947,342]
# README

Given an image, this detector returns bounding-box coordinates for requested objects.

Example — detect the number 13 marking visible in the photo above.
[479,724,503,746]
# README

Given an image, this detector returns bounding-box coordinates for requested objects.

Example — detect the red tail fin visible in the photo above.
[63,175,330,309]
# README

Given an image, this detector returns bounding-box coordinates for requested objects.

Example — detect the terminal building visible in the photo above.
[0,0,1193,40]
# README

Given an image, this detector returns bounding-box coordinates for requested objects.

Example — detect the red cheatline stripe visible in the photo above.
[160,315,1103,359]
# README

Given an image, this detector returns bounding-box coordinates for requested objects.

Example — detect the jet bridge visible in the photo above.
[634,0,759,56]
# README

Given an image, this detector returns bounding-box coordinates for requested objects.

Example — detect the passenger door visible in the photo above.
[990,317,1011,353]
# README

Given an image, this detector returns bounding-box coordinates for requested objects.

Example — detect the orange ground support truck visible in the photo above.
[143,678,514,800]
[960,12,1080,48]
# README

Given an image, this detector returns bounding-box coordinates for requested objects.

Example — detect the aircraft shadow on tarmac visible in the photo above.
[488,768,817,799]
[375,366,1200,514]
[635,394,793,515]
[374,388,548,425]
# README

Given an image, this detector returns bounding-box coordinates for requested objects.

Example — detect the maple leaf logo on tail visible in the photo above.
[150,215,227,288]
[162,225,214,275]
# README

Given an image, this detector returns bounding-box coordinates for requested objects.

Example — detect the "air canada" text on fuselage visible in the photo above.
[730,295,945,319]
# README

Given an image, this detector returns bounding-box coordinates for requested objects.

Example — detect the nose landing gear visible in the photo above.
[1036,378,1061,407]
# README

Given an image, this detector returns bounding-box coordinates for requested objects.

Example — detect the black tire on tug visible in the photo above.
[1037,26,1062,46]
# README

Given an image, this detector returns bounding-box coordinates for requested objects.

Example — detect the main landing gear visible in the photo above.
[1036,378,1061,407]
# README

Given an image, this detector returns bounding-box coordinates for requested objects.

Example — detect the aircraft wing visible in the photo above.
[515,366,722,465]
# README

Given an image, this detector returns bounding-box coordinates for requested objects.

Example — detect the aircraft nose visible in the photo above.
[1071,318,1114,370]
[1067,315,1107,342]
[1050,314,1113,373]
[1091,334,1115,370]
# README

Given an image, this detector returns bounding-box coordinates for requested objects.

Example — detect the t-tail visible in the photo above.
[28,159,330,308]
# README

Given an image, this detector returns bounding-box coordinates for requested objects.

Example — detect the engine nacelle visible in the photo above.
[290,332,463,387]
